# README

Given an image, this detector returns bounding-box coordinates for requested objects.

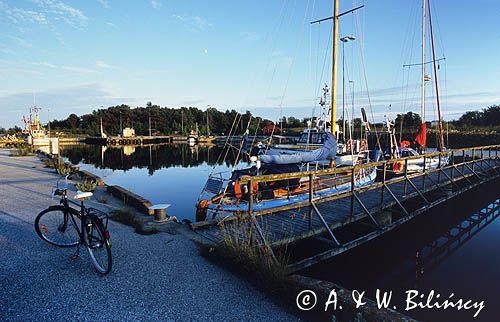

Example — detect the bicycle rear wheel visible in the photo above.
[84,217,112,275]
[35,206,81,247]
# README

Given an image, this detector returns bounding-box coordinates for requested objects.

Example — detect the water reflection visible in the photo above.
[61,143,243,175]
[303,179,500,322]
[59,143,245,221]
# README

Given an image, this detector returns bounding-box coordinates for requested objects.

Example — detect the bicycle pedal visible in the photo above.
[69,254,80,261]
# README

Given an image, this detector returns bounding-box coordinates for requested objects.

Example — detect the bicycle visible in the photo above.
[34,174,112,275]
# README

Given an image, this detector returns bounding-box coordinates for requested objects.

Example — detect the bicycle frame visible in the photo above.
[52,174,108,248]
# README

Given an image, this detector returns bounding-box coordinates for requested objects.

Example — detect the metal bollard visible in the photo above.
[148,204,171,223]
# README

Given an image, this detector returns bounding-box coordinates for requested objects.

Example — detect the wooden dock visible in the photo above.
[192,145,500,273]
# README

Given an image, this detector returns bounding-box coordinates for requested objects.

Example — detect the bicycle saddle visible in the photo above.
[75,191,93,200]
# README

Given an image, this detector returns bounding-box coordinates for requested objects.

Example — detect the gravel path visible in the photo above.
[0,150,299,321]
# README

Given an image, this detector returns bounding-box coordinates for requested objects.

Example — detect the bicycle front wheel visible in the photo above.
[84,217,112,275]
[35,206,81,247]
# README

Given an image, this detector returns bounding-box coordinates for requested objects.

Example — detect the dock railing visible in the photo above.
[242,144,499,216]
[194,144,500,272]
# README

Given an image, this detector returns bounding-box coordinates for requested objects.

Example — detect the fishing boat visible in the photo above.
[384,0,449,174]
[22,107,49,146]
[196,1,378,220]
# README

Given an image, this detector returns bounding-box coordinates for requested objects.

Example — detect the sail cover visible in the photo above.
[259,132,338,164]
[414,123,427,147]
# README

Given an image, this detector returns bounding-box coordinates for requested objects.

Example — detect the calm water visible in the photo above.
[60,143,246,222]
[61,143,499,321]
[301,179,500,322]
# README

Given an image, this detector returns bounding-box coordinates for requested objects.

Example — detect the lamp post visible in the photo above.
[119,110,123,137]
[340,35,355,143]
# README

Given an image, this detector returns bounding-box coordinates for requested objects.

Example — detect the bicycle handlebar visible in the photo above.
[52,173,71,199]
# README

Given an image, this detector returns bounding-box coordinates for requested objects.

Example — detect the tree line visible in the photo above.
[49,104,275,136]
[1,104,498,137]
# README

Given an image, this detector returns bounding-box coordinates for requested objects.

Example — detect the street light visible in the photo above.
[340,35,355,142]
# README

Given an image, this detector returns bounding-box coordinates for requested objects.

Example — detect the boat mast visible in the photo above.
[330,0,339,167]
[331,0,339,138]
[427,0,445,151]
[310,1,362,163]
[421,0,426,124]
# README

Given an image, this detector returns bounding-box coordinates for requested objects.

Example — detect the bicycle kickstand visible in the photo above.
[69,244,81,261]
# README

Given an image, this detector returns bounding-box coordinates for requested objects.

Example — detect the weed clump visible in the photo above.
[110,208,159,235]
[200,217,289,292]
[9,146,32,157]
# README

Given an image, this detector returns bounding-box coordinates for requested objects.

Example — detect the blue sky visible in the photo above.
[1,0,499,128]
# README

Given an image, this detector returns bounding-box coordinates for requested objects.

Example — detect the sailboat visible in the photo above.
[386,0,449,173]
[196,0,378,220]
[263,85,371,167]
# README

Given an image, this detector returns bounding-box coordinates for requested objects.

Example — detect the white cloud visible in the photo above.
[106,22,117,28]
[0,68,43,77]
[5,7,48,24]
[97,0,110,9]
[61,65,95,74]
[151,0,162,9]
[30,61,57,68]
[95,60,116,69]
[0,83,145,127]
[172,14,213,31]
[31,0,88,26]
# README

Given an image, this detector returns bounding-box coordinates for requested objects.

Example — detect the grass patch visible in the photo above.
[110,208,159,235]
[75,180,97,192]
[9,146,32,157]
[200,218,289,293]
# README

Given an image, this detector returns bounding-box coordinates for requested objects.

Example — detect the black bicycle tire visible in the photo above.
[34,206,81,247]
[85,216,112,275]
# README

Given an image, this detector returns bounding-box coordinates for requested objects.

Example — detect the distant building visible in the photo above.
[262,124,282,135]
[122,127,136,137]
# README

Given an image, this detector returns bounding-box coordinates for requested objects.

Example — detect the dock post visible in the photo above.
[403,158,408,196]
[422,155,427,190]
[350,167,355,216]
[451,151,455,182]
[380,161,386,210]
[308,173,313,229]
[471,148,475,172]
[438,154,442,184]
[480,148,484,169]
[248,179,253,214]
[462,150,466,176]
[248,179,254,244]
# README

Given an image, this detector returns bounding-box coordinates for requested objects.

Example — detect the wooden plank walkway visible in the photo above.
[193,147,500,272]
